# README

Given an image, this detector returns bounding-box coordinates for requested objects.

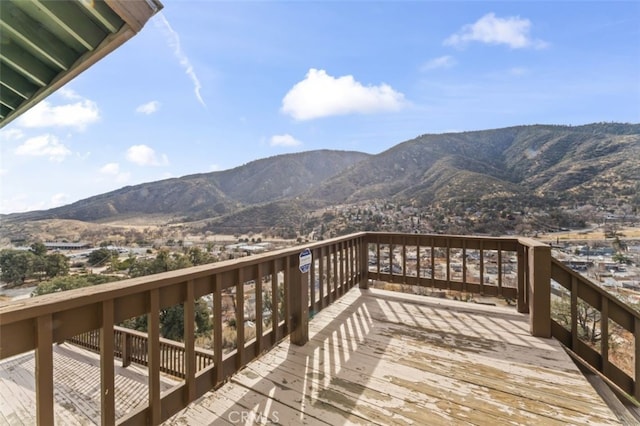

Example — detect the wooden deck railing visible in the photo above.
[68,326,215,378]
[0,231,637,424]
[550,258,640,401]
[363,233,550,336]
[0,233,368,425]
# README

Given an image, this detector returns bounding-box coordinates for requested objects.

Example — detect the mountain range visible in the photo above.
[4,122,639,234]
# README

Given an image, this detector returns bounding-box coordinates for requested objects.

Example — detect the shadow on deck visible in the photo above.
[166,288,619,425]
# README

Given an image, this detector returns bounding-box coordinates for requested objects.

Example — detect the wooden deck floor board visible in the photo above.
[0,342,180,425]
[247,317,603,425]
[235,357,442,426]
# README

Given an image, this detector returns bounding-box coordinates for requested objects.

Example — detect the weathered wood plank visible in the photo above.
[2,286,621,425]
[165,286,619,425]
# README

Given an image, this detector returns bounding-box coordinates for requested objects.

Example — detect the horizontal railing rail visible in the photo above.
[550,258,640,401]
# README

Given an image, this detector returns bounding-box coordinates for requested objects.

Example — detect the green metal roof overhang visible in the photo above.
[0,0,163,129]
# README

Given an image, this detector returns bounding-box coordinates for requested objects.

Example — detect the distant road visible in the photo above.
[538,225,640,241]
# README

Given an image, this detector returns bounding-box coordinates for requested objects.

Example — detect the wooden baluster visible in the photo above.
[213,274,223,387]
[402,237,407,283]
[309,250,316,312]
[256,263,264,354]
[517,244,528,313]
[185,279,196,402]
[601,298,609,376]
[319,246,326,307]
[334,243,340,296]
[340,241,345,296]
[358,237,368,289]
[497,243,503,294]
[376,238,381,276]
[271,260,279,344]
[571,277,578,351]
[236,268,245,370]
[462,240,467,293]
[430,237,435,287]
[446,238,451,289]
[479,241,485,294]
[416,239,421,281]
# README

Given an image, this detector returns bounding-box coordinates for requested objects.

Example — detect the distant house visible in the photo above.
[44,242,91,250]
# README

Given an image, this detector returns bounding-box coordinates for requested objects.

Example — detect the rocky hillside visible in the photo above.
[5,150,370,222]
[308,123,639,207]
[3,123,638,234]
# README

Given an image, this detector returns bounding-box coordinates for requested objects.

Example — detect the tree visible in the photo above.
[612,253,631,265]
[125,249,211,341]
[87,248,118,266]
[157,299,212,341]
[30,242,47,256]
[552,298,601,344]
[45,253,69,279]
[32,274,121,296]
[0,250,36,286]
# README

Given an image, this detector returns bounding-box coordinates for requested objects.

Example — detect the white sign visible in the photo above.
[299,248,312,273]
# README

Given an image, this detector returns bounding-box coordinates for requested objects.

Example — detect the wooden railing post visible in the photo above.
[360,236,369,289]
[528,243,551,337]
[516,243,528,313]
[291,251,309,346]
[121,330,132,368]
[36,315,54,425]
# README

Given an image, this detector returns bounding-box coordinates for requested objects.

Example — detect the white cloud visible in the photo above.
[444,13,547,49]
[210,164,221,171]
[509,67,528,76]
[16,98,99,130]
[15,134,71,162]
[0,128,24,141]
[0,194,45,214]
[281,69,405,120]
[421,55,456,71]
[50,193,70,208]
[100,162,120,174]
[58,87,82,100]
[0,193,70,214]
[269,134,302,147]
[156,13,206,107]
[136,101,161,115]
[126,144,169,166]
[0,168,8,176]
[99,162,131,183]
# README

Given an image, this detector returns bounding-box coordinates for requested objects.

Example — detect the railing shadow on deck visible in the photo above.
[187,287,585,425]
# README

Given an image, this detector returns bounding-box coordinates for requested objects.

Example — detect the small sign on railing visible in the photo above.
[299,248,312,273]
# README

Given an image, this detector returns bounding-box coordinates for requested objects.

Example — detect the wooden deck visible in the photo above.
[0,343,179,425]
[167,287,620,425]
[0,287,621,425]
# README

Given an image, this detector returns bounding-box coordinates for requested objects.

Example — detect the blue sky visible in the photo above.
[1,1,639,214]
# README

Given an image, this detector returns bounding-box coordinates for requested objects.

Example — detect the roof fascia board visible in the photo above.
[105,0,162,33]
